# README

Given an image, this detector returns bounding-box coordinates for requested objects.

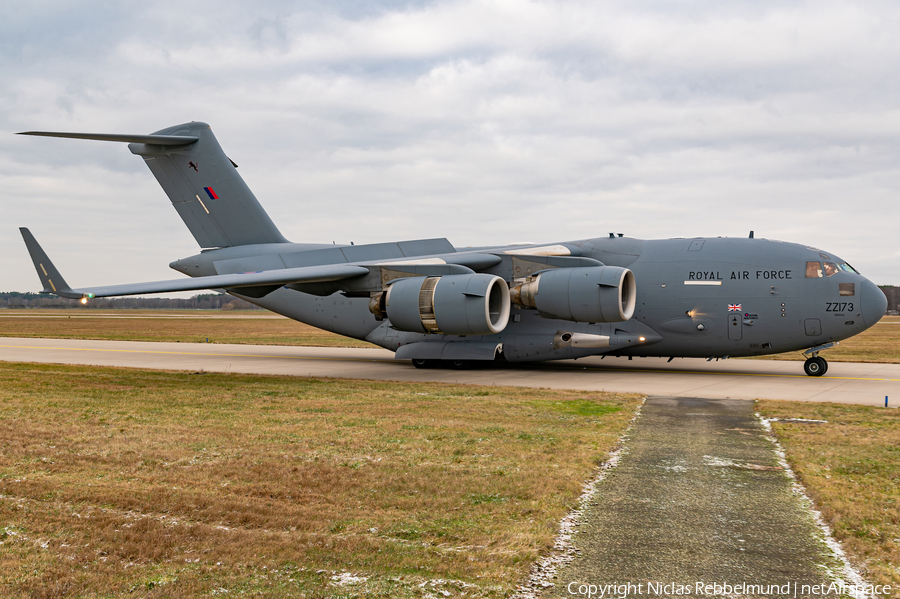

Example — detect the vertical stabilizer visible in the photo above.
[127,122,288,248]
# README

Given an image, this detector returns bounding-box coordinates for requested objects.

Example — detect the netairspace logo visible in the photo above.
[566,581,892,598]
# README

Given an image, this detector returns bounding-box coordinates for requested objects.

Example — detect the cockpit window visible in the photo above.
[839,283,855,296]
[823,262,839,277]
[839,263,858,274]
[818,253,831,260]
[805,261,823,278]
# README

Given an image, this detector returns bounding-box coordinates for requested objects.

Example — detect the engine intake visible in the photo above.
[509,266,636,322]
[378,274,511,335]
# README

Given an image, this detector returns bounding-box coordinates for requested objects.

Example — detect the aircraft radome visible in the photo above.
[17,122,888,376]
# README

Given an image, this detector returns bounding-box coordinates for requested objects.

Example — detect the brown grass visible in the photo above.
[0,362,640,598]
[757,400,900,595]
[0,310,373,348]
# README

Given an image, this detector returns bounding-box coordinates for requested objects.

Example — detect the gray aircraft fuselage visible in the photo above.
[168,234,884,364]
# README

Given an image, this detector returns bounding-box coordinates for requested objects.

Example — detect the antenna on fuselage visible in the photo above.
[749,231,754,238]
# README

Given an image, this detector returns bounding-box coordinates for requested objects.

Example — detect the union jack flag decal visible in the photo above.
[728,304,742,312]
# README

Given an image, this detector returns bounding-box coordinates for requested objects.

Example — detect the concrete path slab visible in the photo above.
[0,337,898,404]
[549,397,850,599]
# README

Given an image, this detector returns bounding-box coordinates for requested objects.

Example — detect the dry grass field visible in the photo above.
[757,400,900,595]
[0,310,374,348]
[1,311,896,362]
[0,362,640,598]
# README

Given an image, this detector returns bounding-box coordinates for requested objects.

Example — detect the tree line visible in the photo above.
[0,292,263,311]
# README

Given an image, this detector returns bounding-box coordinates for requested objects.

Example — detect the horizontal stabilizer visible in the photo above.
[17,131,198,146]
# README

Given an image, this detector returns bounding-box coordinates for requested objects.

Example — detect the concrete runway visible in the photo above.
[1,337,898,405]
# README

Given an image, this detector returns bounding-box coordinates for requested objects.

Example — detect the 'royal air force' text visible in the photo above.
[688,270,792,281]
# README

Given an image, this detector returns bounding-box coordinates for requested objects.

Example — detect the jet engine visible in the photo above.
[373,274,511,335]
[509,266,636,322]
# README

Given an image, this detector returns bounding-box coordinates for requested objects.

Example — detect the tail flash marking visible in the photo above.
[48,279,57,292]
[195,195,210,214]
[40,263,48,276]
[204,187,219,200]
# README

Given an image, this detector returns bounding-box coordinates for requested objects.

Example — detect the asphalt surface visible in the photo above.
[551,397,846,599]
[1,338,899,404]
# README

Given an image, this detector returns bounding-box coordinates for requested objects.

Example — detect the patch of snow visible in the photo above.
[331,572,368,586]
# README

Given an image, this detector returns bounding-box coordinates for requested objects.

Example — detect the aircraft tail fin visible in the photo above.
[18,122,289,249]
[19,228,82,299]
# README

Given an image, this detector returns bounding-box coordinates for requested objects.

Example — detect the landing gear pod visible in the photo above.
[381,274,511,335]
[510,266,636,322]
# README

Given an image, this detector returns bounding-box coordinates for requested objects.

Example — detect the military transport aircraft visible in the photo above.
[17,122,888,376]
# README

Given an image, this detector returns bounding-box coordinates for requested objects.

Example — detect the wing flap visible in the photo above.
[68,264,370,298]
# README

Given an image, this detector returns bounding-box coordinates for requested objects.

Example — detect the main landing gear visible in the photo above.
[411,359,472,370]
[802,342,837,377]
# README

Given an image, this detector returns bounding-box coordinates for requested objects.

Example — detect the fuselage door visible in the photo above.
[804,318,822,336]
[728,313,742,340]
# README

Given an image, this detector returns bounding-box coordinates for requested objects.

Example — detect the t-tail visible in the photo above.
[18,122,288,248]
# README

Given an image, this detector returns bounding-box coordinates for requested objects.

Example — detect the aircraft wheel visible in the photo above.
[411,359,437,369]
[449,359,471,370]
[803,357,827,377]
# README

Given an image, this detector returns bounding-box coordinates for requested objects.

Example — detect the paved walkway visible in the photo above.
[551,397,849,598]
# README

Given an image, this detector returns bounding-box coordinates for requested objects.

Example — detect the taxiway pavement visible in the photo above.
[1,338,898,405]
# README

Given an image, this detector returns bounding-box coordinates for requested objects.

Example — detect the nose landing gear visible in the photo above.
[802,342,837,377]
[803,356,828,376]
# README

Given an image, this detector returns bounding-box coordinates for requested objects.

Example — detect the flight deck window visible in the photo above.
[839,263,859,274]
[839,283,856,296]
[823,262,839,277]
[806,262,823,278]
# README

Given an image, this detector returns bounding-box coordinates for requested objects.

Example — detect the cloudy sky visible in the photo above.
[2,0,898,295]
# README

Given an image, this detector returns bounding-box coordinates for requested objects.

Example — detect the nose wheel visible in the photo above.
[803,356,828,377]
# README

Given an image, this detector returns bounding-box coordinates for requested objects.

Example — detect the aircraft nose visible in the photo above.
[860,279,887,328]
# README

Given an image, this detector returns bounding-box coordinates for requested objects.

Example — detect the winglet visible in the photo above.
[19,228,83,299]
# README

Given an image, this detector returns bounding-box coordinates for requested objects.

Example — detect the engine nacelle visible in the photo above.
[509,266,636,322]
[381,274,511,335]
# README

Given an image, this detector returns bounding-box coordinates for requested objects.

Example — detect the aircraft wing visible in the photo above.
[19,228,368,299]
[67,264,370,298]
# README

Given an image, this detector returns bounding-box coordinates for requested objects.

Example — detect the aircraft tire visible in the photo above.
[803,357,827,377]
[411,359,438,369]
[449,359,472,370]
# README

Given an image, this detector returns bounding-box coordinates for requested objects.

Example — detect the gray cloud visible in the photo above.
[1,0,898,295]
